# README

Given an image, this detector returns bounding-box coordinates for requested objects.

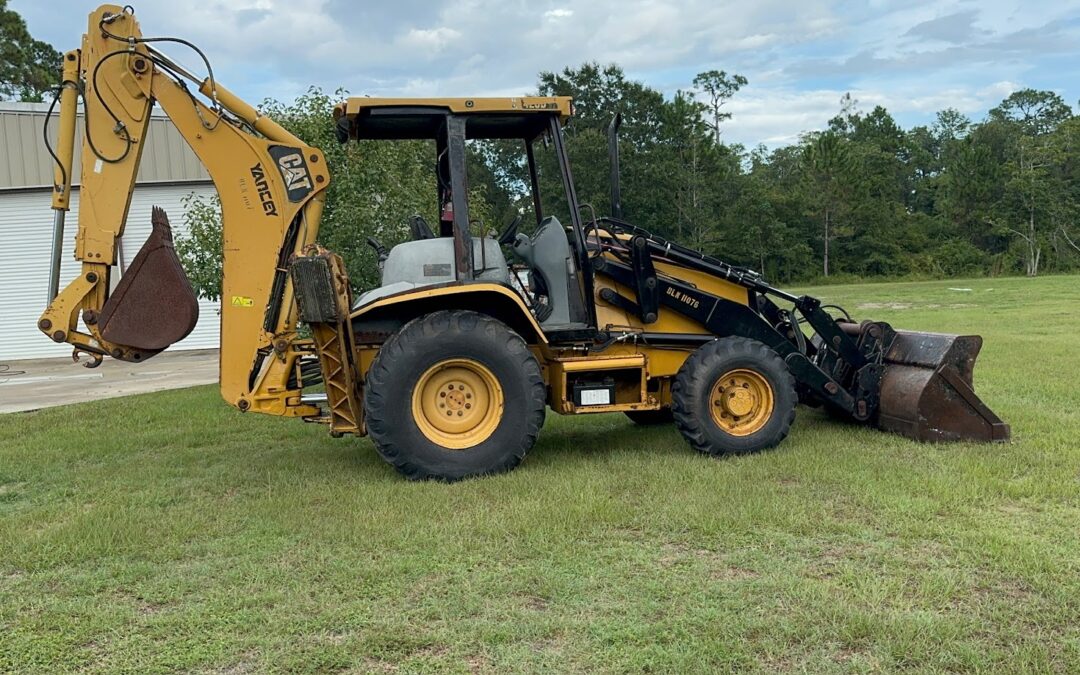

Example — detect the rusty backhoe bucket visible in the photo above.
[98,207,199,353]
[876,330,1010,443]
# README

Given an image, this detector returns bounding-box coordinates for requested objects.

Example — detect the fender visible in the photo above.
[350,282,547,345]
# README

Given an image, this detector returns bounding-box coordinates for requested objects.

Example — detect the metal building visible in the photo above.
[0,101,219,360]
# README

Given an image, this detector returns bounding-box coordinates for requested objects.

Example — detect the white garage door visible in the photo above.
[0,182,220,361]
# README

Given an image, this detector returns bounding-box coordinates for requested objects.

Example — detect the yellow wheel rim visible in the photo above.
[709,368,774,436]
[411,358,504,450]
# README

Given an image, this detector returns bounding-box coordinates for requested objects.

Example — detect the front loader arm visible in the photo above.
[39,4,330,417]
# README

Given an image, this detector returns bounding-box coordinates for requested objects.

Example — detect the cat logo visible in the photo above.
[268,145,316,203]
[277,153,312,192]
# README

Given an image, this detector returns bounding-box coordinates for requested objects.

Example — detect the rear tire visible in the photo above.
[364,310,546,481]
[672,337,796,456]
[624,409,673,425]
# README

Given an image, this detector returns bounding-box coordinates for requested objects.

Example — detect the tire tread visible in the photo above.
[364,310,546,481]
[671,337,796,456]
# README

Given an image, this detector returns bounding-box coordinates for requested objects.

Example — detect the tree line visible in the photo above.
[4,0,1077,291]
[521,64,1080,283]
[174,67,1080,299]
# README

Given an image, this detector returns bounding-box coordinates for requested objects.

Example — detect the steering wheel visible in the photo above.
[497,214,523,245]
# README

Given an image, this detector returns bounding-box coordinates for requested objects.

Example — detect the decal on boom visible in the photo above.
[269,145,315,203]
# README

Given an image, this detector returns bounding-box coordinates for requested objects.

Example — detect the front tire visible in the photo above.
[672,337,797,456]
[364,310,546,481]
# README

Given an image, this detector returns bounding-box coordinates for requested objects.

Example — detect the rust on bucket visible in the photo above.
[877,330,1010,443]
[98,207,199,354]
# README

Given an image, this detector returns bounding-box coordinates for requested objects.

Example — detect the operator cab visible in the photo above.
[333,97,596,335]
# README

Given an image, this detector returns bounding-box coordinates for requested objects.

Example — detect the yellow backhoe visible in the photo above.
[38,5,1009,480]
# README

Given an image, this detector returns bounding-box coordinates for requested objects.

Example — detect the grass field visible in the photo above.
[2,275,1079,673]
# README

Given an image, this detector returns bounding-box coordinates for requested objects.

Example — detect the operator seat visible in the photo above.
[512,216,589,329]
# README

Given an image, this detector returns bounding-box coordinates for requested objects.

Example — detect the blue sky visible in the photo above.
[15,0,1080,147]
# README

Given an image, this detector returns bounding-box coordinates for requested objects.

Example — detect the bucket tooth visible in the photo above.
[98,207,199,354]
[877,330,1010,443]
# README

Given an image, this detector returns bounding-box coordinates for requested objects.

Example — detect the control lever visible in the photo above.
[366,236,389,274]
[366,237,388,262]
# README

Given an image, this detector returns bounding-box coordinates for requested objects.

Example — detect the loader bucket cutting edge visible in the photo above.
[876,329,1010,443]
[97,207,199,353]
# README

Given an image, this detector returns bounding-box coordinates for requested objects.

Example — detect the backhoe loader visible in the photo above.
[38,5,1009,481]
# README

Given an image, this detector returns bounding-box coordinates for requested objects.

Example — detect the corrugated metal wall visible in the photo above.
[0,183,220,361]
[0,103,209,189]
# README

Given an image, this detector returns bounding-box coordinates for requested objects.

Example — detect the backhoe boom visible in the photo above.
[38,4,329,416]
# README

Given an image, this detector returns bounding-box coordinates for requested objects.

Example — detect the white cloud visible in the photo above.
[400,26,462,51]
[544,8,574,20]
[722,80,1038,148]
[726,34,778,51]
[979,80,1023,100]
[12,0,1080,146]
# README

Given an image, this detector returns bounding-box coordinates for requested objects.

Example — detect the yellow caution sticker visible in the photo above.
[231,295,254,308]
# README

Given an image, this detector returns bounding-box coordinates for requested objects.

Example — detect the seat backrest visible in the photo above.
[408,215,435,241]
[512,217,579,328]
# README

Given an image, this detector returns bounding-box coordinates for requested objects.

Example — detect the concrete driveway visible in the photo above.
[0,349,218,414]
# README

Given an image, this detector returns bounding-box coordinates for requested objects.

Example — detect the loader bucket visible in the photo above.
[98,207,199,353]
[877,330,1010,443]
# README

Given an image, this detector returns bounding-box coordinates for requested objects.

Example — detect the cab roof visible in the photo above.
[333,96,573,142]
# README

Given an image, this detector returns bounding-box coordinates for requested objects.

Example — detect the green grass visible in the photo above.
[2,275,1079,673]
